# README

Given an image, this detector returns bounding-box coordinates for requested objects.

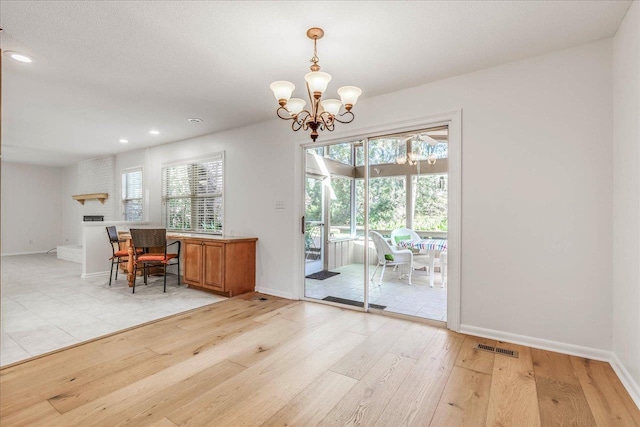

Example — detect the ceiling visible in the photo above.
[0,1,631,166]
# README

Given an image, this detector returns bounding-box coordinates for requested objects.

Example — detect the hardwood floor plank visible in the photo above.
[531,348,580,386]
[1,348,158,418]
[486,342,541,427]
[571,356,639,426]
[106,360,245,427]
[320,353,415,426]
[454,336,496,375]
[0,400,60,427]
[169,329,368,426]
[262,371,358,427]
[226,319,306,368]
[41,317,303,426]
[429,366,492,427]
[147,418,179,427]
[146,310,275,356]
[535,377,596,427]
[47,350,187,414]
[251,301,304,324]
[374,330,464,426]
[346,311,390,336]
[331,317,412,380]
[388,322,439,360]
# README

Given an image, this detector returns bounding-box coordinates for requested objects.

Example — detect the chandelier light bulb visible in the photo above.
[337,86,362,110]
[270,81,295,104]
[305,72,332,96]
[321,99,342,116]
[287,98,306,116]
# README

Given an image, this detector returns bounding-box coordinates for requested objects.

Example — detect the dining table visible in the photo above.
[397,238,447,288]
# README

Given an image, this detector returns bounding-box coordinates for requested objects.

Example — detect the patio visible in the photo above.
[305,263,447,321]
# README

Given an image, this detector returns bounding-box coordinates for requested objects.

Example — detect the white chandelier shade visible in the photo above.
[269,81,295,103]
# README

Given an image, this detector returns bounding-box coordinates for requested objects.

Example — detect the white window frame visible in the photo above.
[161,152,225,234]
[121,166,144,222]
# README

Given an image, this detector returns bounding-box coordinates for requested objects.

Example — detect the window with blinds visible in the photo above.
[161,155,224,233]
[121,168,143,221]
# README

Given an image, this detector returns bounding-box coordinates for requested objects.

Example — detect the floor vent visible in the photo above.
[475,343,519,358]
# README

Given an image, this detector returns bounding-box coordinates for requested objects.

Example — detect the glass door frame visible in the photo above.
[297,110,462,331]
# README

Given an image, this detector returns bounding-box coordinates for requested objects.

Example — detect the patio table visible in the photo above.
[397,238,447,287]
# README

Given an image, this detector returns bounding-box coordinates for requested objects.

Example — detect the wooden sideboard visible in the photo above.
[119,232,258,297]
[182,236,257,297]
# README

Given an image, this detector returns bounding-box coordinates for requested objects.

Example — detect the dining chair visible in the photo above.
[370,231,413,286]
[106,226,139,286]
[129,228,181,294]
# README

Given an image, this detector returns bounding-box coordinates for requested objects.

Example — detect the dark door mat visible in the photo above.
[306,270,340,280]
[322,296,387,310]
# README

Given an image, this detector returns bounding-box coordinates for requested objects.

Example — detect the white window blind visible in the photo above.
[161,155,224,233]
[122,168,143,221]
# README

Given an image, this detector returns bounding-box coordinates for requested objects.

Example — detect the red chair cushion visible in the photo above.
[113,248,142,258]
[135,253,178,264]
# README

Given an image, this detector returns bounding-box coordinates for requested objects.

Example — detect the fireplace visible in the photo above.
[83,215,104,222]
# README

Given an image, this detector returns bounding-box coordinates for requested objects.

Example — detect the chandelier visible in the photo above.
[269,28,362,142]
[397,135,439,166]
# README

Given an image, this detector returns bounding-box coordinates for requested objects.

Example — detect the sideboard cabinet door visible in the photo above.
[203,243,224,291]
[183,240,203,285]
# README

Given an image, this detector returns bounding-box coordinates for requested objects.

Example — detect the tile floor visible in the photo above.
[1,253,226,366]
[305,263,447,321]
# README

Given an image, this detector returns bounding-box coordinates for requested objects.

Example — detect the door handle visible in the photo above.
[301,216,305,234]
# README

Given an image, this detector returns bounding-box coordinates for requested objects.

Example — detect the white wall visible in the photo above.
[613,0,640,396]
[62,156,116,245]
[329,40,614,352]
[1,162,64,254]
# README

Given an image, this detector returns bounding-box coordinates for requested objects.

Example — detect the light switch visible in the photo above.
[275,200,285,210]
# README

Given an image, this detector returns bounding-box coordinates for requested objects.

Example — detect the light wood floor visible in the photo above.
[1,293,638,426]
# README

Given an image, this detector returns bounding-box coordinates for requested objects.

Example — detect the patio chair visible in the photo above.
[391,227,432,269]
[129,228,181,294]
[370,231,413,286]
[390,227,421,246]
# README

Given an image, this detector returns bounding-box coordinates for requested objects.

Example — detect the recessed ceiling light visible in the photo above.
[187,118,203,123]
[119,139,129,144]
[4,51,32,63]
[149,130,160,135]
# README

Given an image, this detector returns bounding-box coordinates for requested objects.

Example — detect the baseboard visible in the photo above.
[459,324,611,361]
[81,271,110,279]
[254,286,296,300]
[460,324,640,410]
[1,251,49,257]
[611,352,640,409]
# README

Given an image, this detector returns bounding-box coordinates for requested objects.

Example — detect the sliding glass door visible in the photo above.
[302,125,449,322]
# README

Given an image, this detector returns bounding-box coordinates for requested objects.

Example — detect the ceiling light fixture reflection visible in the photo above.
[149,130,160,135]
[4,51,32,63]
[119,139,129,144]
